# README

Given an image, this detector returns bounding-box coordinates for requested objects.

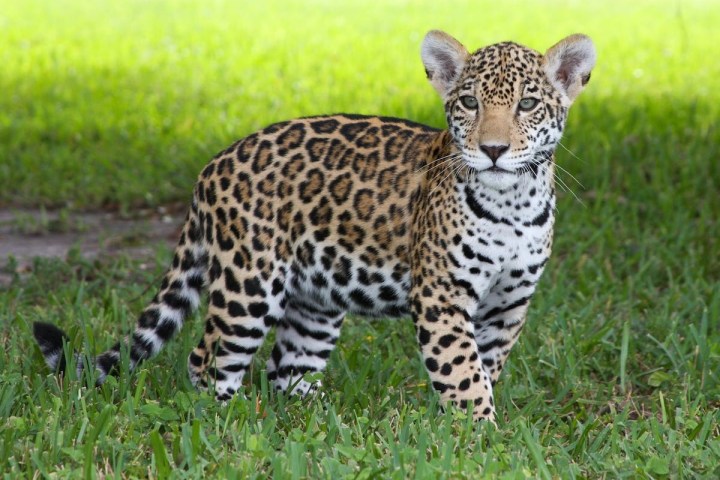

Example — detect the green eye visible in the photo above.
[459,95,479,109]
[518,98,540,111]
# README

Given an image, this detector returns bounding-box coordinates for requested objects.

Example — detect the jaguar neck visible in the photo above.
[461,153,557,226]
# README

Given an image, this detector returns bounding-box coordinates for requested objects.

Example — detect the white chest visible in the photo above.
[447,182,555,317]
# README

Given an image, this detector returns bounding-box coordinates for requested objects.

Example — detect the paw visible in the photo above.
[271,371,324,398]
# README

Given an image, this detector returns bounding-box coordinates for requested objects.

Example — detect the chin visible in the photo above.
[476,169,519,190]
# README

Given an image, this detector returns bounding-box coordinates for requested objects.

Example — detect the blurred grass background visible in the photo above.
[1,0,719,477]
[1,0,718,209]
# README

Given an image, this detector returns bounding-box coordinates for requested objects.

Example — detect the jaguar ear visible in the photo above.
[421,30,469,100]
[543,34,596,104]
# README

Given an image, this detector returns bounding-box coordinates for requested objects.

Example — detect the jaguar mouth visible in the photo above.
[462,153,516,174]
[483,166,513,174]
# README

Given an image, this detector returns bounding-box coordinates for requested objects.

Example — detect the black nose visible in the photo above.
[479,144,509,162]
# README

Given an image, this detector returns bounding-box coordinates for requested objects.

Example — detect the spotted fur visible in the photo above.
[34,31,595,421]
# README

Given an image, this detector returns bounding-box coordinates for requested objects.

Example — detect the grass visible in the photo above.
[1,0,719,477]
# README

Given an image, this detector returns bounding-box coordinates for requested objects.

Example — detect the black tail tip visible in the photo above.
[33,322,69,352]
[33,322,71,372]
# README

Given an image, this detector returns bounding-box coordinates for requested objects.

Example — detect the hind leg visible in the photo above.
[188,256,286,400]
[266,299,345,395]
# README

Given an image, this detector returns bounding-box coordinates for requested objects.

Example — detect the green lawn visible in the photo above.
[2,0,719,477]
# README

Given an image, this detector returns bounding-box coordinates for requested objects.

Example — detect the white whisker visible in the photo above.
[553,161,585,189]
[417,154,463,175]
[429,160,466,197]
[547,164,585,207]
[428,157,462,184]
[558,141,585,165]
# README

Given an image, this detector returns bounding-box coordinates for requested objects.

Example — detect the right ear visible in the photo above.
[421,30,469,100]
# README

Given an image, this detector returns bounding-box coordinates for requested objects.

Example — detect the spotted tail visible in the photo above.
[33,201,207,383]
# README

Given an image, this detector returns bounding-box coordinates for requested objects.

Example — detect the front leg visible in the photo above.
[474,302,529,385]
[411,293,496,422]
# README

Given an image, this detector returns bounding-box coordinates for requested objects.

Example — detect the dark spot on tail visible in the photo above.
[33,322,70,373]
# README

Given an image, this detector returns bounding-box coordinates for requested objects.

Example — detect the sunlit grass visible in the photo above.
[1,0,718,208]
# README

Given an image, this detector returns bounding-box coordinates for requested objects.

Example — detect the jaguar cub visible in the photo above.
[34,30,595,422]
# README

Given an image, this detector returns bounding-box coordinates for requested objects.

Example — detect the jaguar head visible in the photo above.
[421,31,596,190]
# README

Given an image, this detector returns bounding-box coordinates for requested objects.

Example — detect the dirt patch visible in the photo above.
[0,208,182,287]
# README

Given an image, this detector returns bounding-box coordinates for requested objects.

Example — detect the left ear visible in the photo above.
[543,34,596,104]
